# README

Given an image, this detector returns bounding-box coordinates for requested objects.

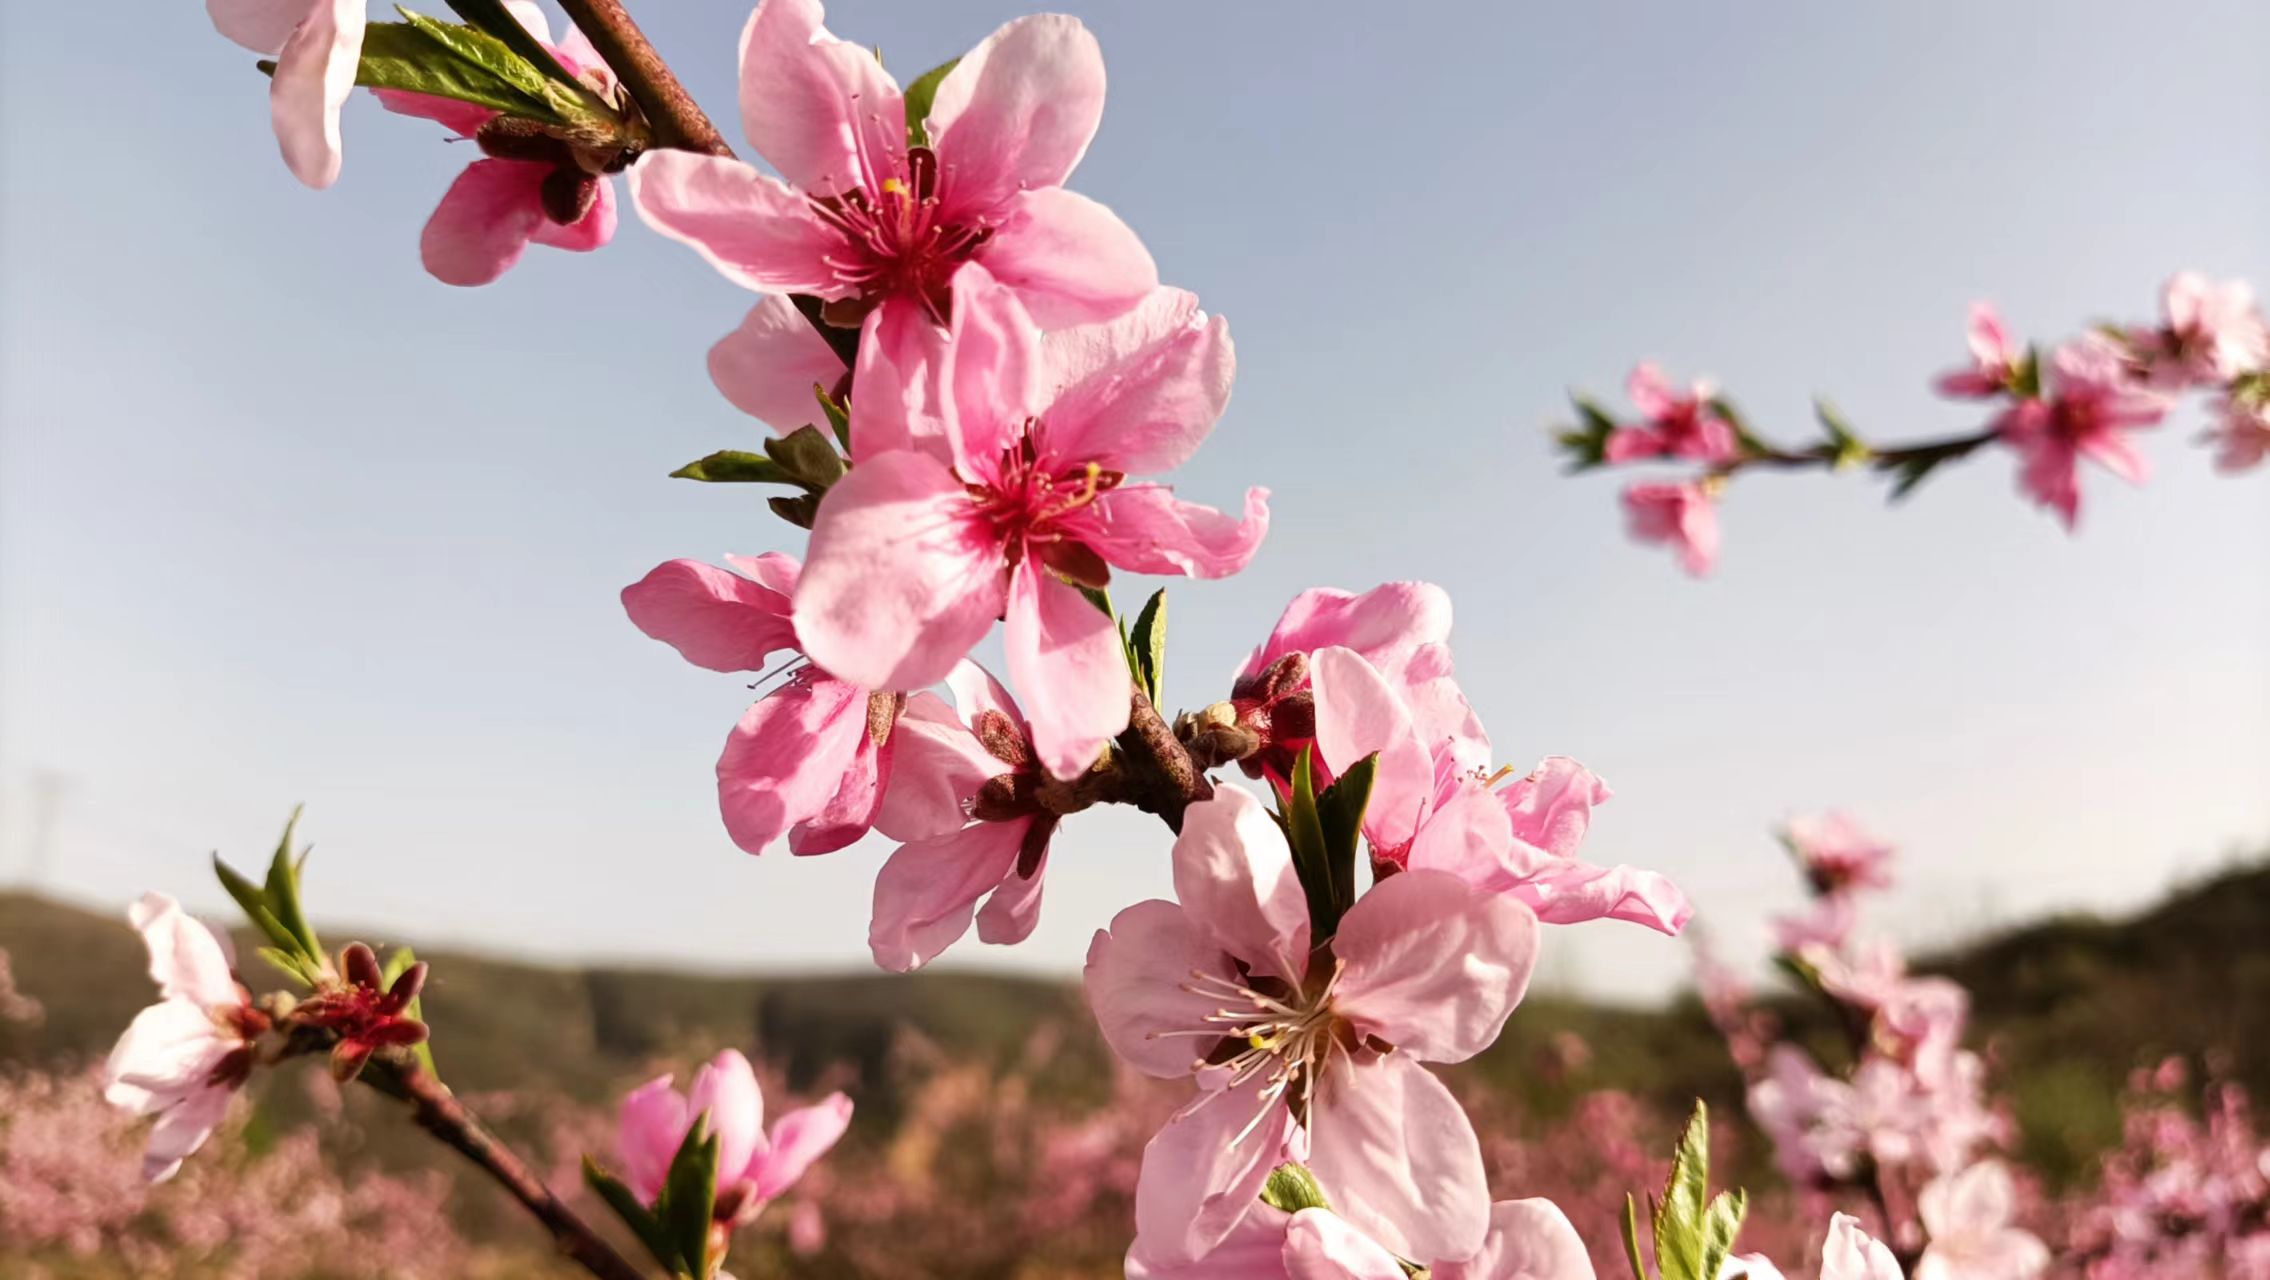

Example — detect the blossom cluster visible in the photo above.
[1564,273,2270,575]
[2062,1058,2270,1278]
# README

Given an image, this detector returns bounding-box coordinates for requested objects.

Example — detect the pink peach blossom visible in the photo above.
[1621,482,1720,576]
[615,1049,851,1224]
[206,0,365,188]
[2204,389,2270,473]
[795,274,1266,778]
[1604,364,1740,464]
[1084,786,1538,1265]
[374,3,620,286]
[1913,1161,2049,1280]
[102,894,267,1182]
[1994,334,2168,529]
[621,552,902,855]
[628,0,1156,390]
[1821,1213,1907,1280]
[1134,1197,1595,1279]
[2138,272,2269,388]
[1781,812,1894,895]
[1933,303,2021,399]
[867,662,1063,971]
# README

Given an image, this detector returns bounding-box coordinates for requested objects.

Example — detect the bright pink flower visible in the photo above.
[206,0,365,188]
[1604,364,1741,464]
[102,894,269,1182]
[867,663,1063,971]
[615,1049,851,1225]
[2138,272,2269,388]
[708,294,849,432]
[628,0,1156,385]
[374,4,620,286]
[1913,1161,2049,1280]
[1085,786,1538,1264]
[1133,1197,1595,1279]
[795,275,1267,778]
[2204,388,2270,474]
[1994,334,2168,529]
[621,552,903,855]
[1620,482,1720,576]
[1820,1213,1907,1280]
[1306,646,1689,935]
[1782,812,1895,895]
[1933,303,2022,399]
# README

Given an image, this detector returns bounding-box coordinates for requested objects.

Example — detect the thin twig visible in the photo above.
[555,0,731,156]
[387,1062,649,1280]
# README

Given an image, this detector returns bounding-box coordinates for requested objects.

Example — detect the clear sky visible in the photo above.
[2,1,2264,1001]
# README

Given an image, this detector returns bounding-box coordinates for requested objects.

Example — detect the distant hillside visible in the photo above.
[6,859,2265,1183]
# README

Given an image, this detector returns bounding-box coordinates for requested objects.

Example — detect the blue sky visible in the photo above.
[2,0,2264,1000]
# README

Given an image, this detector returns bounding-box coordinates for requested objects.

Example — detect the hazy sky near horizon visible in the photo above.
[3,1,2265,1001]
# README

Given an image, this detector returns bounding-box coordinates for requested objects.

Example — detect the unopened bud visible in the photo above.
[539,169,601,226]
[973,710,1031,769]
[1256,652,1309,702]
[1270,690,1315,742]
[971,772,1039,823]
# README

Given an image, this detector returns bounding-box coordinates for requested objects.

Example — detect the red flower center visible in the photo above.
[966,426,1124,585]
[809,148,994,324]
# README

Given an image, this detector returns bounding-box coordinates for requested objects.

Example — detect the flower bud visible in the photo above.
[539,170,601,227]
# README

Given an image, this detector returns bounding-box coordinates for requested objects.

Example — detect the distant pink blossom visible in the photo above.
[1132,1197,1595,1279]
[1606,364,1741,464]
[1994,334,2169,529]
[1782,812,1895,895]
[621,552,903,855]
[1621,482,1720,576]
[2204,389,2270,474]
[102,894,268,1182]
[866,663,1063,971]
[1913,1161,2049,1280]
[794,275,1266,778]
[1821,1213,1907,1280]
[374,3,620,286]
[629,0,1156,389]
[1772,893,1860,956]
[205,0,365,187]
[616,1049,851,1225]
[1933,303,2022,399]
[1085,786,1538,1264]
[2136,272,2269,388]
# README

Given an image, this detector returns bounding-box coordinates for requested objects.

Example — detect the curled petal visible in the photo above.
[751,1093,854,1201]
[867,818,1025,971]
[927,14,1105,210]
[980,187,1159,329]
[1499,758,1609,858]
[1067,485,1271,580]
[1332,870,1535,1063]
[270,0,364,189]
[628,151,841,295]
[715,677,871,855]
[621,558,797,672]
[1509,861,1691,935]
[419,160,548,287]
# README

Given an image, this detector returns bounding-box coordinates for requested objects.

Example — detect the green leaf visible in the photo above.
[352,17,560,123]
[1708,397,1772,458]
[1555,395,1619,472]
[1259,1162,1331,1214]
[1621,1193,1650,1280]
[584,1157,684,1273]
[763,424,847,491]
[1077,583,1115,620]
[1813,399,1871,469]
[256,945,321,986]
[1699,1187,1748,1280]
[1649,1101,1747,1280]
[1128,589,1168,707]
[768,493,824,529]
[901,57,961,149]
[214,855,297,954]
[1282,745,1340,935]
[670,450,792,484]
[814,382,851,451]
[1886,455,1940,502]
[657,1114,720,1277]
[262,807,323,970]
[1313,752,1377,928]
[442,0,590,94]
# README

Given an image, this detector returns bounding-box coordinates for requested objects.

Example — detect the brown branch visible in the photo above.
[387,1063,649,1280]
[1112,689,1215,832]
[555,0,731,157]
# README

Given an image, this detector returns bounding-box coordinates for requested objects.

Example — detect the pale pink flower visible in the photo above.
[707,294,849,432]
[2138,272,2269,388]
[2204,389,2270,474]
[1913,1161,2049,1280]
[621,552,903,855]
[1085,786,1538,1264]
[795,275,1267,778]
[1306,646,1689,935]
[866,663,1063,971]
[1994,333,2168,529]
[206,0,365,187]
[1933,303,2021,399]
[1134,1197,1595,1279]
[1821,1213,1907,1280]
[1605,364,1741,464]
[615,1049,851,1225]
[629,0,1156,381]
[1782,812,1894,895]
[1771,893,1860,956]
[1621,482,1720,576]
[102,893,268,1182]
[374,3,620,286]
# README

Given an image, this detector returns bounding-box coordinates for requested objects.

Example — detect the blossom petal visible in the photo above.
[847,304,950,463]
[1244,583,1452,681]
[1307,646,1433,851]
[208,0,304,52]
[1127,1206,1294,1280]
[1433,1199,1597,1280]
[1499,758,1608,858]
[1170,786,1310,987]
[371,89,494,138]
[141,1085,233,1183]
[975,839,1048,945]
[1819,1214,1904,1280]
[1036,288,1232,476]
[628,151,842,295]
[1509,861,1692,935]
[735,0,904,197]
[270,0,364,189]
[794,449,1004,691]
[1083,898,1241,1079]
[1282,1208,1406,1280]
[529,176,619,253]
[944,267,1046,478]
[981,187,1159,328]
[418,160,548,286]
[867,818,1025,971]
[873,692,1002,842]
[1063,484,1271,581]
[622,558,798,672]
[715,677,871,855]
[127,893,240,1008]
[1002,562,1128,779]
[105,1001,229,1103]
[1333,869,1535,1062]
[926,14,1104,209]
[751,1093,854,1201]
[788,719,891,855]
[1305,1054,1488,1264]
[709,296,848,432]
[1135,1077,1298,1264]
[616,1073,688,1204]
[687,1050,765,1188]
